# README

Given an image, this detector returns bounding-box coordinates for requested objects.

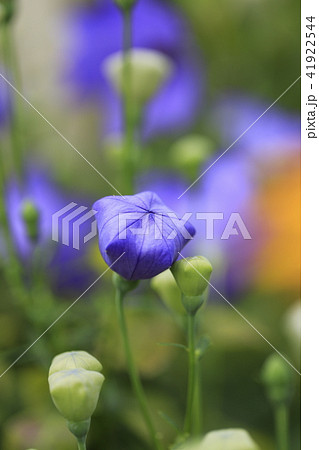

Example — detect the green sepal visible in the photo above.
[112,272,139,294]
[182,294,204,315]
[67,418,91,440]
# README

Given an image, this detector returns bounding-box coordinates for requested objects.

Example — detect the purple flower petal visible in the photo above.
[93,191,195,280]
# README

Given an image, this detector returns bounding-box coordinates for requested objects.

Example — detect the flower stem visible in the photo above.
[183,312,196,434]
[1,22,24,178]
[76,437,87,450]
[115,288,163,450]
[121,6,135,194]
[192,360,202,435]
[0,118,27,305]
[275,403,289,450]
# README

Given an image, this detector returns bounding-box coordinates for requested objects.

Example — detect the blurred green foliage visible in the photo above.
[0,0,300,449]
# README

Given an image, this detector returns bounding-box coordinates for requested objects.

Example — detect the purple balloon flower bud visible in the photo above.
[93,191,196,280]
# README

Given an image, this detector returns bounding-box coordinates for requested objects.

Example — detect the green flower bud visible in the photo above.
[113,0,137,10]
[171,256,213,297]
[103,48,172,105]
[48,368,104,422]
[283,302,301,364]
[150,269,184,315]
[201,429,259,450]
[49,351,103,376]
[21,200,40,242]
[112,272,139,294]
[261,354,294,405]
[170,135,213,179]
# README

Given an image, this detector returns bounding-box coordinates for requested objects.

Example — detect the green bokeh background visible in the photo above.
[0,0,300,449]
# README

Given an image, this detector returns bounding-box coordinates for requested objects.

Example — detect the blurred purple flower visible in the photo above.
[138,161,255,294]
[211,92,300,166]
[139,155,254,254]
[3,166,94,291]
[139,94,300,294]
[6,168,63,259]
[66,0,204,138]
[93,191,196,280]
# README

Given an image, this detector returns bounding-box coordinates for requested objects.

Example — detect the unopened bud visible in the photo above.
[150,269,184,315]
[49,368,104,422]
[21,200,39,242]
[103,48,172,105]
[171,256,212,297]
[171,135,213,179]
[49,351,103,376]
[283,303,301,363]
[261,354,294,405]
[201,429,259,450]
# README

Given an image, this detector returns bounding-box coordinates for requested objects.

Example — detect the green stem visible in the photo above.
[275,403,289,450]
[1,22,24,178]
[115,288,163,450]
[76,437,87,450]
[184,313,196,434]
[0,130,27,305]
[192,359,202,435]
[121,6,135,194]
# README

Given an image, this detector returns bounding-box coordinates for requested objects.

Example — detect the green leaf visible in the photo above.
[157,342,187,351]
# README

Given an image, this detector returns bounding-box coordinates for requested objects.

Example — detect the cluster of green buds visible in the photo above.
[48,351,105,448]
[171,256,213,315]
[0,0,15,25]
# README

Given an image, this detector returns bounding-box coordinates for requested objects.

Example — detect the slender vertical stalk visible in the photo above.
[76,437,87,450]
[192,360,202,435]
[275,403,289,450]
[184,313,196,434]
[0,119,27,305]
[1,22,24,178]
[115,288,163,450]
[121,7,135,194]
